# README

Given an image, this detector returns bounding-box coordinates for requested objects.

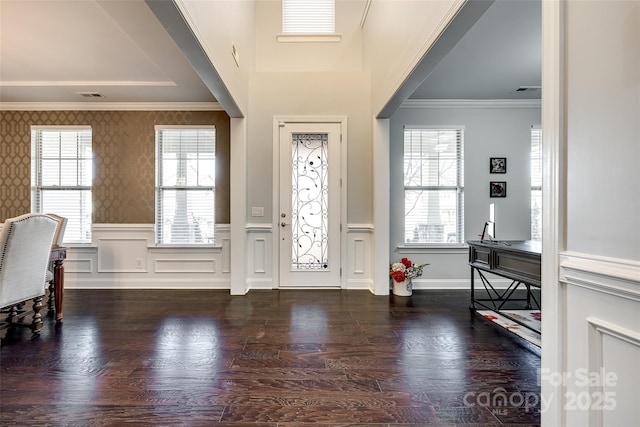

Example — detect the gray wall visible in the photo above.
[565,1,640,260]
[389,103,541,286]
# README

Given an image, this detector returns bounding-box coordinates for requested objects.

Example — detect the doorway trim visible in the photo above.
[272,116,348,288]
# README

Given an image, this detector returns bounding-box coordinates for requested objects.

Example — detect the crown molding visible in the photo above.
[0,102,224,111]
[401,99,542,109]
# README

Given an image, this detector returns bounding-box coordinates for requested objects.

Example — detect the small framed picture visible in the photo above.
[490,181,507,198]
[490,157,507,174]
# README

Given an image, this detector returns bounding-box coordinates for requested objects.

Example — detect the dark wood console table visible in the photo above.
[468,240,541,333]
[49,245,67,321]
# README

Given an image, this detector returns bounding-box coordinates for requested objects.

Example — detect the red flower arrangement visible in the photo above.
[389,257,427,283]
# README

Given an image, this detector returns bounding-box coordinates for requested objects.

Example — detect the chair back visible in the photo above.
[0,214,58,308]
[47,213,68,246]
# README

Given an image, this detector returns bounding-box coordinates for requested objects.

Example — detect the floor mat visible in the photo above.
[477,310,541,347]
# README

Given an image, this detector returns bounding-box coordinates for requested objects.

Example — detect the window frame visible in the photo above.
[30,125,93,245]
[403,127,465,246]
[531,126,542,241]
[278,0,340,42]
[281,0,335,34]
[155,125,216,246]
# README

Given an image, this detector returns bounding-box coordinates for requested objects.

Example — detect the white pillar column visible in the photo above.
[230,117,248,295]
[373,118,390,295]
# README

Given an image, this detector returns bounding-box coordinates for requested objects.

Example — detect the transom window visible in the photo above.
[30,126,93,244]
[404,128,464,244]
[155,126,215,245]
[282,0,335,34]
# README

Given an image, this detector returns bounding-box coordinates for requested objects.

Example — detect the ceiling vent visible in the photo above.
[76,92,105,98]
[516,86,541,92]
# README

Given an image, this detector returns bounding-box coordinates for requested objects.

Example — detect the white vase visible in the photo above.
[392,279,412,296]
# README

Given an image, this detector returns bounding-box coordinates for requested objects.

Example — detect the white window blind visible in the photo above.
[531,126,542,241]
[31,127,93,244]
[282,0,335,34]
[155,127,215,245]
[404,128,464,244]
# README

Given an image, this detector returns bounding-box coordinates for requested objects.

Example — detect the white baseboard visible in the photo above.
[345,279,374,290]
[64,277,230,289]
[246,278,274,290]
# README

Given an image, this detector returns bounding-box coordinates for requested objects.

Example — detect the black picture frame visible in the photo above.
[490,181,507,198]
[490,157,507,174]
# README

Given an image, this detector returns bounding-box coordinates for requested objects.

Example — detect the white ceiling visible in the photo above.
[411,0,541,100]
[0,0,540,107]
[0,0,216,104]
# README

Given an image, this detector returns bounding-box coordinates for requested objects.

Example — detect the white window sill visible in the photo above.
[277,34,341,43]
[397,244,468,254]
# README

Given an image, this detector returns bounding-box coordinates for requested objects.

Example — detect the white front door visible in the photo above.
[278,122,341,288]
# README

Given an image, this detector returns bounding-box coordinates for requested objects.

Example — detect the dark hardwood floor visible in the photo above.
[1,289,541,426]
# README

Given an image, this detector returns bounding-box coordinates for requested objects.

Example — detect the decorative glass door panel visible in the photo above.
[279,122,341,288]
[291,133,329,270]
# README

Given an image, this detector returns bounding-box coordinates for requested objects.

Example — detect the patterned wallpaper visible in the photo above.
[0,110,230,224]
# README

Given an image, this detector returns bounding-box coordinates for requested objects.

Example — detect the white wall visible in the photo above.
[176,0,255,115]
[389,101,541,287]
[362,0,464,115]
[249,0,373,225]
[565,1,640,261]
[552,1,640,425]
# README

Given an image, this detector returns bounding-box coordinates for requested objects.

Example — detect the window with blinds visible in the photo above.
[531,126,542,241]
[404,128,464,244]
[155,126,215,245]
[31,126,93,244]
[282,0,335,34]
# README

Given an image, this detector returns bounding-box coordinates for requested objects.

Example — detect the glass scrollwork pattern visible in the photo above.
[291,133,329,270]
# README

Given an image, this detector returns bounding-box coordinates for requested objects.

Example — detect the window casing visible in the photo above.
[531,126,542,241]
[404,128,464,244]
[155,126,215,245]
[31,126,93,244]
[282,0,335,34]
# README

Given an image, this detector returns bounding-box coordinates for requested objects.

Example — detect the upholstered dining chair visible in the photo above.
[0,213,58,334]
[47,213,68,247]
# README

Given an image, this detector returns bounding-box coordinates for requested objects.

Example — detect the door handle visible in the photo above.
[281,222,289,227]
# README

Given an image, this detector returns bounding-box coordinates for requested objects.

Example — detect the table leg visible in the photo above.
[469,267,476,310]
[53,259,64,321]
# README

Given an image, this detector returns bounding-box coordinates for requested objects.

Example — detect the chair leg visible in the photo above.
[30,297,43,334]
[48,280,55,313]
[5,305,18,322]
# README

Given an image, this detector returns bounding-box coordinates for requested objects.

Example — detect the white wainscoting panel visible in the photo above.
[94,223,154,273]
[97,238,149,273]
[247,223,273,289]
[560,251,640,426]
[587,317,640,427]
[64,224,231,289]
[154,258,216,273]
[254,239,267,273]
[63,246,96,274]
[218,224,231,273]
[346,224,374,290]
